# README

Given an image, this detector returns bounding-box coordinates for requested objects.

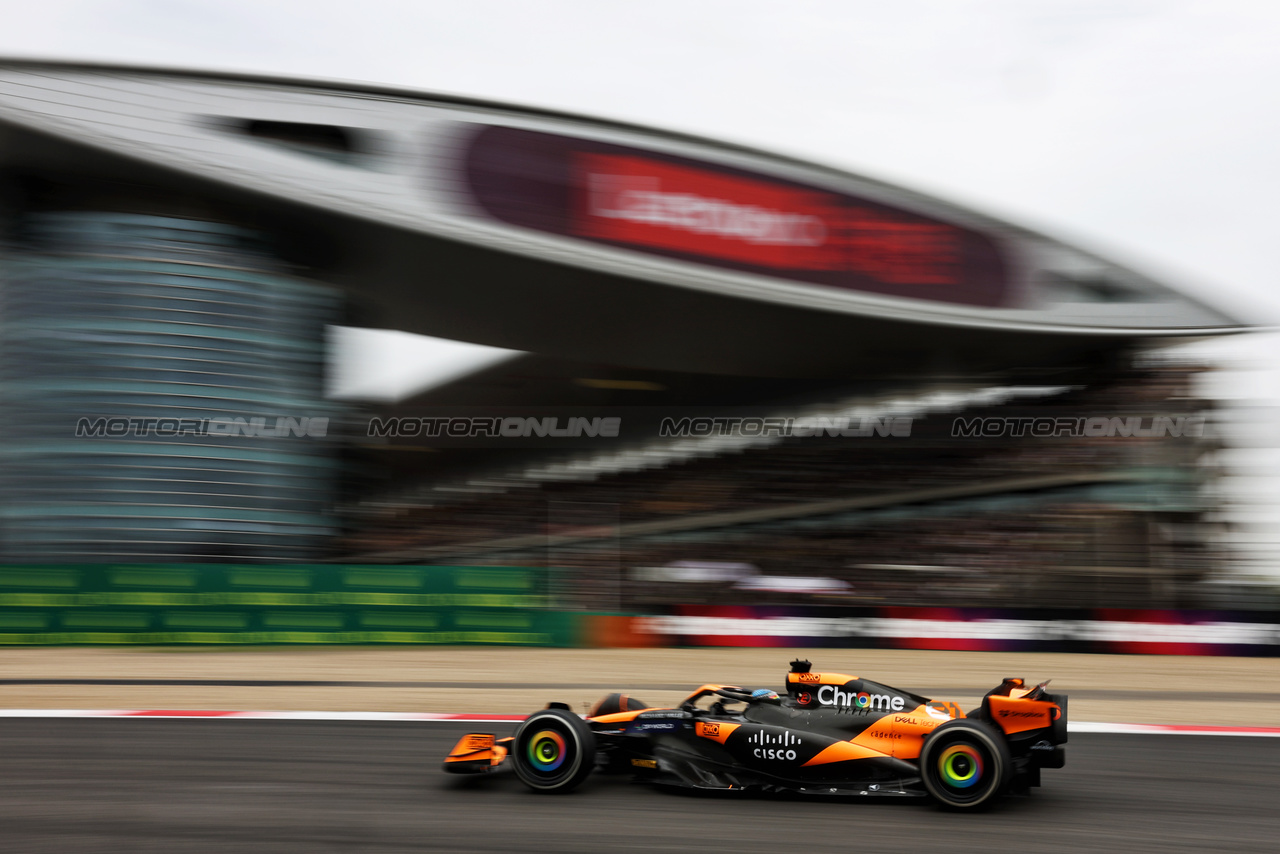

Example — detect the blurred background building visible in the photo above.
[0,60,1255,610]
[0,208,339,561]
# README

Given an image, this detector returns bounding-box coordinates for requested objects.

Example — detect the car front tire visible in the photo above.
[511,708,596,793]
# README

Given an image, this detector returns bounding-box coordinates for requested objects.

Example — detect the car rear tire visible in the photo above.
[511,708,596,793]
[919,719,1012,810]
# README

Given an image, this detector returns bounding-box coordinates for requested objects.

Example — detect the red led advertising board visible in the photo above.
[462,126,1010,307]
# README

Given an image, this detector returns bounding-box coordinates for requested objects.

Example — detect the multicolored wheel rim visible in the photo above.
[526,729,568,773]
[938,744,985,789]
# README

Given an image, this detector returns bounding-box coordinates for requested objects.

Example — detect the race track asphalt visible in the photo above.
[1,720,1277,854]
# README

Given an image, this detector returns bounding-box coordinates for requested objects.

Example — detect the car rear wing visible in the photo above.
[980,678,1068,745]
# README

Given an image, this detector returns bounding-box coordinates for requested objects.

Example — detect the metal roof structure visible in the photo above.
[0,59,1247,383]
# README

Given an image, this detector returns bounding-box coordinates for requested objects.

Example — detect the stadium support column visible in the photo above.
[0,210,342,562]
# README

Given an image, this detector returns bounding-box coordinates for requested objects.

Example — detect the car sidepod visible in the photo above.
[622,711,921,795]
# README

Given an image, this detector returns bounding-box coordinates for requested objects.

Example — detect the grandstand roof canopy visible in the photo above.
[0,59,1247,381]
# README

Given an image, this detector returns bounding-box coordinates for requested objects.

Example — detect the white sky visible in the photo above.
[5,0,1280,572]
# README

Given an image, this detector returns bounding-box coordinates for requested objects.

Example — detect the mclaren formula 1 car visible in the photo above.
[444,659,1068,809]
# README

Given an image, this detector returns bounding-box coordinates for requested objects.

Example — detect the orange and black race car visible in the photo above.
[444,659,1067,809]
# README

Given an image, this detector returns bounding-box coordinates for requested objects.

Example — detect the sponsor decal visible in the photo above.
[818,685,905,712]
[796,673,821,683]
[577,160,974,287]
[1030,740,1055,751]
[998,709,1044,719]
[629,721,679,733]
[630,758,658,769]
[464,734,494,750]
[866,728,902,740]
[748,730,803,762]
[695,720,739,744]
[754,748,799,761]
[578,155,840,270]
[637,710,689,719]
[463,127,1011,307]
[796,692,813,706]
[894,714,941,729]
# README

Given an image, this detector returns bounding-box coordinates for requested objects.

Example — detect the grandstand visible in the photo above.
[343,360,1220,609]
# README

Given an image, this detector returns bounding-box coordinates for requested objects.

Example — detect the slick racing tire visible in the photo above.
[512,708,597,793]
[919,719,1013,810]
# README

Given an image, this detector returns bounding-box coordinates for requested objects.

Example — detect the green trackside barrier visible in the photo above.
[0,564,578,646]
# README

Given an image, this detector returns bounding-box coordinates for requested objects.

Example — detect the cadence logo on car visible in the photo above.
[866,728,902,741]
[818,685,906,712]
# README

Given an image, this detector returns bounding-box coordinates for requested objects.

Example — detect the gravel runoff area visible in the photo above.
[1,647,1278,726]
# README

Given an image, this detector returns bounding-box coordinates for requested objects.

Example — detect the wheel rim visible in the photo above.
[527,729,567,772]
[515,714,583,788]
[938,744,985,789]
[927,732,1000,805]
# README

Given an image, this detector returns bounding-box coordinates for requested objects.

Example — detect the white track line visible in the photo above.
[1067,721,1280,737]
[1,709,1278,735]
[0,709,524,721]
